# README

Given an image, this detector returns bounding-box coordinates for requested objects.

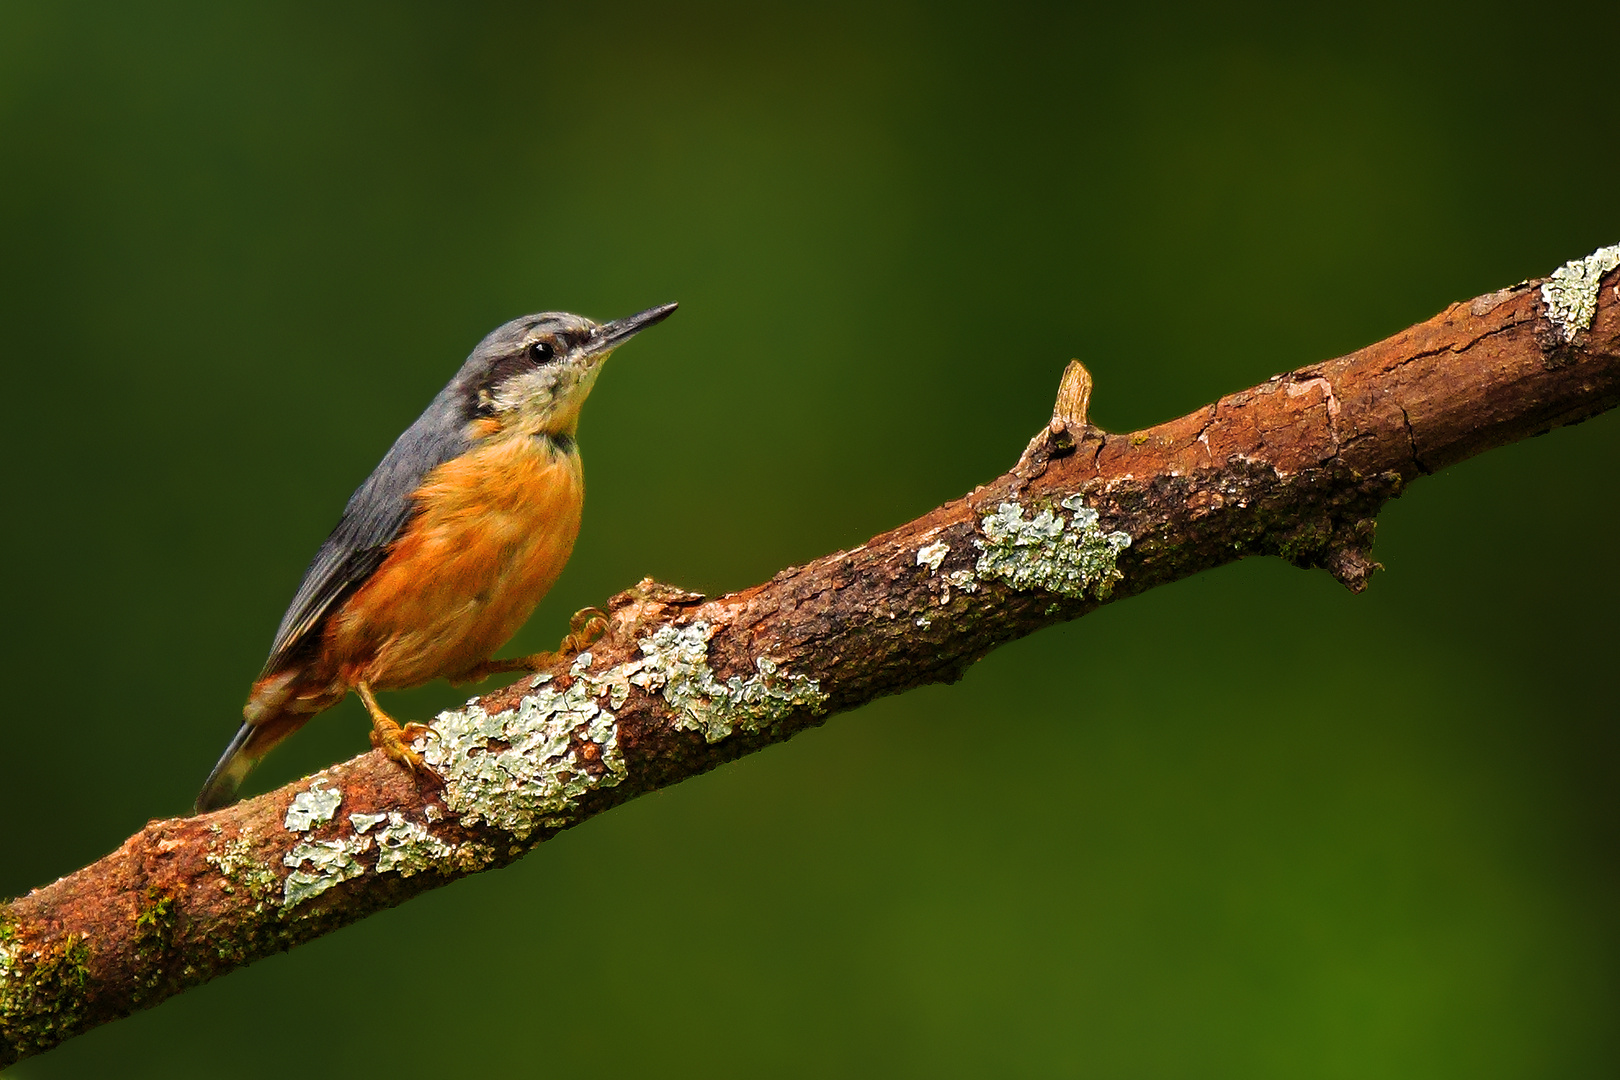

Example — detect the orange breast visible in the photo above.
[323,434,585,690]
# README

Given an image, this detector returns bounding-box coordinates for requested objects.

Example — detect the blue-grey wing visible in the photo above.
[259,384,472,677]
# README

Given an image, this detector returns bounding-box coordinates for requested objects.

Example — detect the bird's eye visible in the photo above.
[527,340,556,364]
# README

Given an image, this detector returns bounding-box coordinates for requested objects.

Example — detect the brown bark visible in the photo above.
[3,251,1617,1065]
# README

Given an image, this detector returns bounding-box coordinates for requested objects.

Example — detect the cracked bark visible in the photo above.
[2,255,1618,1065]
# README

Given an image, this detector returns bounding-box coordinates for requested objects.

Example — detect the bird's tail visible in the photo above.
[194,693,313,813]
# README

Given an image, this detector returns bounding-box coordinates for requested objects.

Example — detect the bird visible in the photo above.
[194,302,677,813]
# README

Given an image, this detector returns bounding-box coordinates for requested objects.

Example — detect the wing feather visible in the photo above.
[259,383,472,677]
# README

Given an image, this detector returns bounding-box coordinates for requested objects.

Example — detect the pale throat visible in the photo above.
[486,360,605,442]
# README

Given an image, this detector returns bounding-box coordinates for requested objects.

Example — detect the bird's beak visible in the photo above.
[586,302,679,357]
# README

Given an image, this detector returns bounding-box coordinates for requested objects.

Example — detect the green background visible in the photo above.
[3,2,1617,1076]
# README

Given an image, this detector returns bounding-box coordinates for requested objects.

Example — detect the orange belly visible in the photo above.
[320,433,585,690]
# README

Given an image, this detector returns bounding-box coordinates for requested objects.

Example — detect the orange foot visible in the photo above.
[561,606,609,654]
[356,682,436,774]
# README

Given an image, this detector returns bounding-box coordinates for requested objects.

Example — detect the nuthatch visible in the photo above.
[195,303,677,812]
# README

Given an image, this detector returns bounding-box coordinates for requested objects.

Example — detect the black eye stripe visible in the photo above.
[474,352,540,399]
[462,337,569,420]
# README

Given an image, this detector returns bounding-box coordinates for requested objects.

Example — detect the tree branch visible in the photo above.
[3,245,1617,1065]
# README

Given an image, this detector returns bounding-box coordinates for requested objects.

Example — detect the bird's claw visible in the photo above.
[562,606,609,653]
[369,717,434,773]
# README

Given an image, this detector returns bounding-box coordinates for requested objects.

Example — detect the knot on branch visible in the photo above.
[1019,360,1101,475]
[1277,515,1382,593]
[1323,542,1380,594]
[604,577,707,644]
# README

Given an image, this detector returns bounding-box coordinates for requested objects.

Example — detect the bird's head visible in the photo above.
[458,302,677,439]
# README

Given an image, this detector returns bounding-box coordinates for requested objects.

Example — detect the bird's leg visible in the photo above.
[453,607,611,684]
[356,682,434,773]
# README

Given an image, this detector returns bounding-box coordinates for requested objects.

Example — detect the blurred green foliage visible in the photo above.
[2,1,1617,1076]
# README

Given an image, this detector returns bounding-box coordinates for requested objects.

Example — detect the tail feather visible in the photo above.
[194,712,310,813]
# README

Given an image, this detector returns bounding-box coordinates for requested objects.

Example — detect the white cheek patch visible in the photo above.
[492,368,561,414]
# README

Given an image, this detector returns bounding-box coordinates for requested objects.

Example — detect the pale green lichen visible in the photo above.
[374,813,454,876]
[349,812,387,834]
[413,621,822,835]
[205,835,278,906]
[279,810,474,908]
[278,621,826,900]
[916,540,950,571]
[420,673,627,840]
[1542,243,1620,342]
[628,622,828,743]
[283,779,341,832]
[974,494,1132,599]
[279,658,632,898]
[282,838,369,906]
[940,567,979,603]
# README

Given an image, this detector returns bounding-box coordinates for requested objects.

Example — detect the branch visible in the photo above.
[3,245,1617,1064]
